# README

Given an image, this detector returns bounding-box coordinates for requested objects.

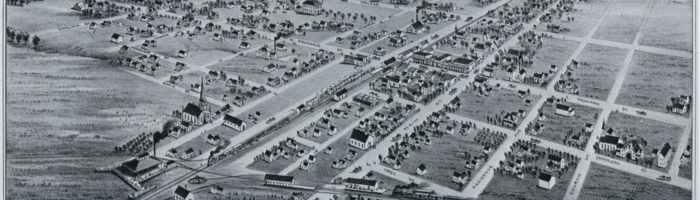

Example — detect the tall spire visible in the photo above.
[199,76,205,108]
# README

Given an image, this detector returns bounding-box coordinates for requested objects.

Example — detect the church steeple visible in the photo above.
[199,77,205,108]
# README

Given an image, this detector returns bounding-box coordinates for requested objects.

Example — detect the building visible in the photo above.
[206,134,222,146]
[407,21,427,34]
[416,164,427,175]
[296,0,323,15]
[175,186,195,200]
[178,50,188,58]
[334,88,348,101]
[210,185,225,195]
[111,33,123,43]
[344,178,379,192]
[223,114,246,131]
[182,148,195,159]
[657,143,672,168]
[452,171,468,184]
[182,103,205,126]
[343,54,371,66]
[554,103,575,117]
[119,156,164,180]
[264,174,296,187]
[537,173,556,190]
[349,129,374,150]
[598,135,622,151]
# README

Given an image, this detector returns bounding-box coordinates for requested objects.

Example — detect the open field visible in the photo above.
[6,156,134,199]
[150,34,269,62]
[453,88,540,129]
[615,51,692,115]
[38,25,127,58]
[6,47,197,157]
[579,163,691,200]
[287,135,369,188]
[591,0,649,44]
[569,44,627,100]
[678,133,692,180]
[329,11,415,50]
[638,0,693,52]
[535,103,600,146]
[8,0,91,33]
[246,142,314,174]
[495,37,579,82]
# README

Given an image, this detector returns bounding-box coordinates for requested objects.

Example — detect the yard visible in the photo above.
[329,11,415,50]
[287,135,369,188]
[360,17,456,56]
[306,104,374,145]
[615,51,693,115]
[149,33,270,64]
[638,0,693,52]
[246,141,314,174]
[678,134,692,180]
[569,44,627,100]
[173,71,270,108]
[494,37,580,83]
[534,102,600,146]
[578,163,691,200]
[37,24,126,58]
[453,88,541,129]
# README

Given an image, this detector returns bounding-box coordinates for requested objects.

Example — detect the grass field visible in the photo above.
[7,0,90,33]
[246,142,313,174]
[480,164,576,200]
[454,88,541,129]
[639,0,692,52]
[287,135,368,188]
[536,103,600,145]
[535,0,611,37]
[570,44,627,100]
[150,34,270,63]
[38,25,125,58]
[507,37,579,78]
[591,0,649,44]
[678,132,692,179]
[579,163,691,200]
[615,51,692,115]
[329,11,415,50]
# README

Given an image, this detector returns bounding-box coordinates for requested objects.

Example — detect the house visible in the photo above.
[672,103,687,114]
[223,114,246,131]
[328,125,338,135]
[658,143,672,168]
[120,156,164,180]
[206,134,221,146]
[166,149,178,158]
[299,160,311,170]
[182,148,195,159]
[111,33,123,43]
[345,178,379,192]
[349,129,374,150]
[346,149,358,160]
[239,41,251,49]
[178,50,188,58]
[554,103,575,117]
[452,171,468,184]
[210,185,225,195]
[290,192,305,200]
[182,103,205,126]
[175,186,195,200]
[334,88,348,101]
[264,174,296,187]
[416,163,427,175]
[537,173,556,190]
[407,21,427,34]
[547,154,567,169]
[585,123,593,133]
[263,63,277,73]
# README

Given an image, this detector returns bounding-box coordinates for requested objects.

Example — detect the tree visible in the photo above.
[31,35,40,49]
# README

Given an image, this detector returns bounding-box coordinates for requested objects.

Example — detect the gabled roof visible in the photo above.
[175,186,191,198]
[599,135,620,144]
[555,103,572,111]
[122,157,161,174]
[660,143,672,156]
[183,103,203,116]
[350,129,370,143]
[538,173,553,181]
[345,178,378,186]
[224,114,244,126]
[335,88,348,96]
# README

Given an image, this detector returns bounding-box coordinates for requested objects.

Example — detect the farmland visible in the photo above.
[452,87,541,129]
[578,163,691,200]
[569,44,627,100]
[638,0,693,52]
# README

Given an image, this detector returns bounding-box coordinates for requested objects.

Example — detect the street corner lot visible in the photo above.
[569,43,627,100]
[328,11,415,50]
[287,136,369,188]
[7,0,91,33]
[361,16,455,56]
[38,25,125,58]
[381,121,504,191]
[502,37,579,79]
[362,170,410,194]
[639,0,693,52]
[579,163,691,200]
[591,0,651,44]
[207,43,321,88]
[125,57,182,79]
[678,133,692,180]
[534,0,611,37]
[173,71,269,108]
[535,102,600,146]
[245,140,314,174]
[603,111,685,172]
[306,104,373,145]
[479,141,580,200]
[453,87,541,129]
[615,51,692,115]
[149,34,269,63]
